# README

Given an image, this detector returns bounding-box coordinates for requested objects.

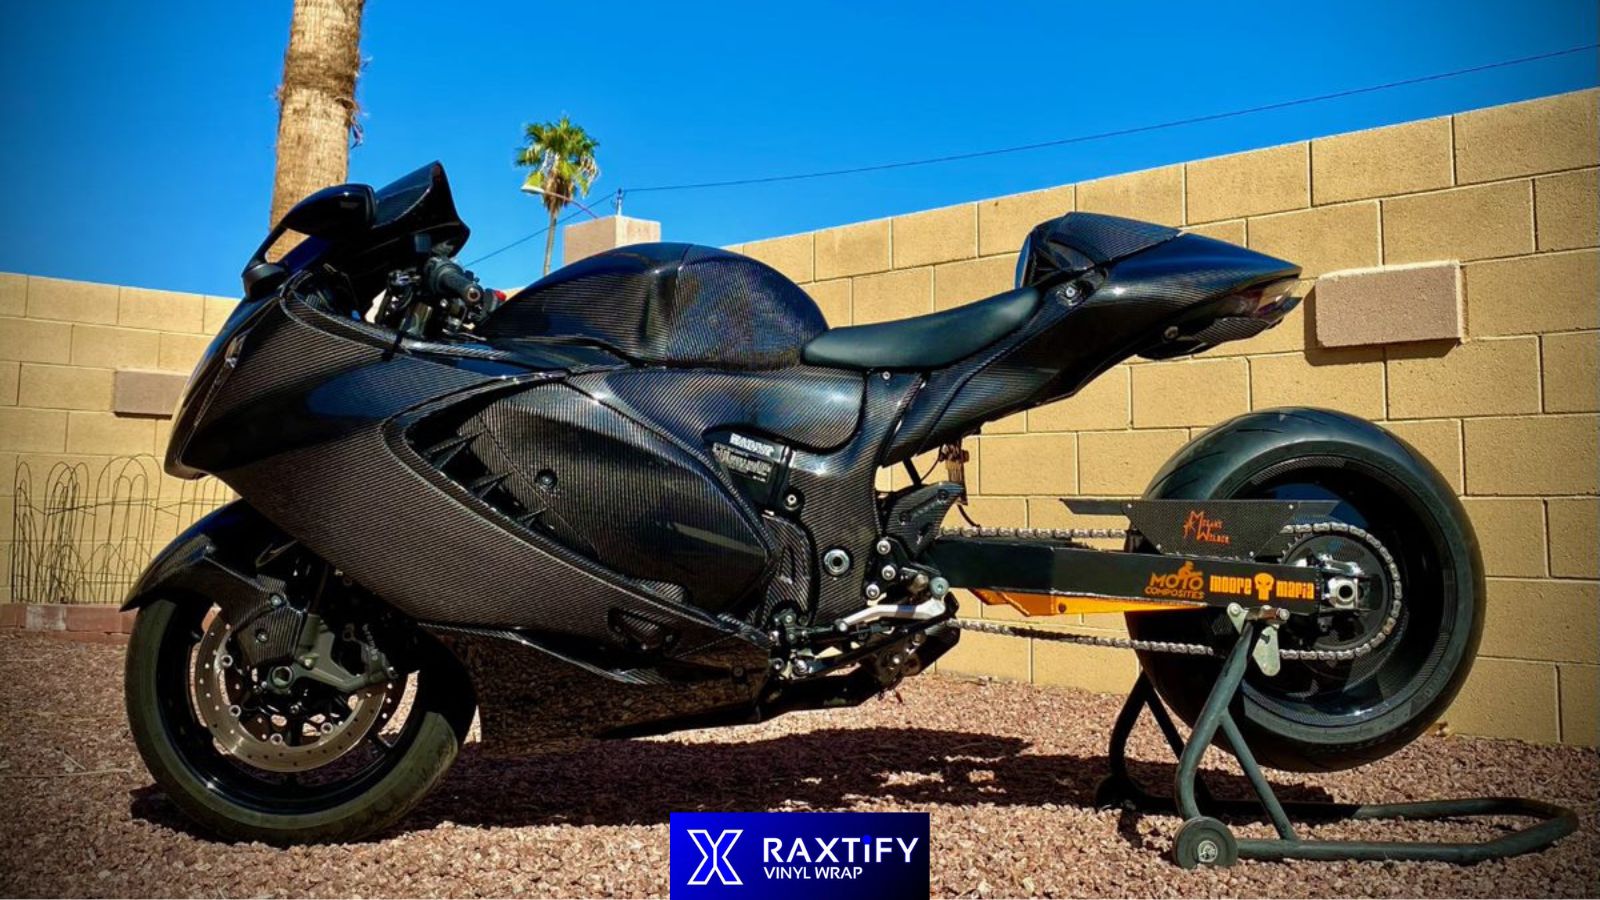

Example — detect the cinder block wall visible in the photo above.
[0,276,237,601]
[0,90,1593,745]
[726,89,1598,746]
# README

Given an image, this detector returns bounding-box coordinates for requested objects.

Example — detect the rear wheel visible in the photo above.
[1126,409,1484,772]
[125,594,474,843]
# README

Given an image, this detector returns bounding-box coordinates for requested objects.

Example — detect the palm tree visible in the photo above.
[516,116,600,275]
[269,0,367,229]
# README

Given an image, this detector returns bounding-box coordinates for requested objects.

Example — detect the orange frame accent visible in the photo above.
[973,588,1189,617]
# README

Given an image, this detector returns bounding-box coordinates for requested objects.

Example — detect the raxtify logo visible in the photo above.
[1181,509,1230,545]
[688,829,743,886]
[1145,560,1206,601]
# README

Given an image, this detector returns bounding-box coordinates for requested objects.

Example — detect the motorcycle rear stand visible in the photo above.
[1093,620,1579,868]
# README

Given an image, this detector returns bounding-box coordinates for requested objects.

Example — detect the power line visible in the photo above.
[466,42,1596,269]
[463,204,593,268]
[623,43,1598,194]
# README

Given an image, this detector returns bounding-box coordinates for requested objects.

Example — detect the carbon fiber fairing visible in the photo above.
[483,243,828,370]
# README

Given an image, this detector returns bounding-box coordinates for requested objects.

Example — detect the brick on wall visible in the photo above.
[741,233,813,284]
[1464,250,1598,336]
[1445,657,1560,742]
[1131,357,1248,427]
[1560,665,1599,746]
[1463,415,1599,496]
[1534,168,1599,252]
[814,219,890,280]
[800,280,850,326]
[1548,499,1599,578]
[892,203,976,268]
[1247,201,1380,278]
[933,256,1014,310]
[1461,499,1547,577]
[1386,337,1541,419]
[1384,419,1463,492]
[1454,89,1600,185]
[1077,165,1184,227]
[1382,181,1535,265]
[1311,116,1454,204]
[1185,142,1308,223]
[1480,579,1599,664]
[851,268,931,324]
[1250,347,1385,419]
[1542,331,1599,413]
[978,185,1074,257]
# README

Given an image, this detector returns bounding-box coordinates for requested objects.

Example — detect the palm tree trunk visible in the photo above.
[269,0,366,229]
[543,210,559,275]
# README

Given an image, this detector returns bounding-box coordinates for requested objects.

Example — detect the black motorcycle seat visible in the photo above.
[802,287,1040,371]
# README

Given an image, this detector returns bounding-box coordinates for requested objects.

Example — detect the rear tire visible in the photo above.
[125,596,475,844]
[1126,408,1484,772]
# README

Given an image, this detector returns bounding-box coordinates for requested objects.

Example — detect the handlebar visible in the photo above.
[423,256,483,305]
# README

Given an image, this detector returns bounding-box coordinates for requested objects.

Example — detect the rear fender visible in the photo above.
[120,500,289,618]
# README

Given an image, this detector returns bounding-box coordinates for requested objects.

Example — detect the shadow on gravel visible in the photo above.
[128,726,1333,843]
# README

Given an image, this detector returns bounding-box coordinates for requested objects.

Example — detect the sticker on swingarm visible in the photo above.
[670,811,929,899]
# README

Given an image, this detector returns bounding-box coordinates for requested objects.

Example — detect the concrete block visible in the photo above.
[69,324,162,369]
[1185,142,1308,223]
[1247,201,1380,278]
[1480,578,1598,663]
[1443,656,1559,742]
[112,370,186,418]
[801,279,850,326]
[933,256,1015,310]
[17,364,113,411]
[1312,116,1454,204]
[0,273,24,317]
[978,184,1074,256]
[1463,414,1598,495]
[158,332,210,372]
[1077,164,1184,227]
[1454,89,1600,185]
[1028,366,1130,432]
[1251,346,1387,418]
[204,296,239,334]
[1543,331,1598,413]
[1184,219,1245,245]
[1384,418,1464,492]
[0,317,73,364]
[980,433,1076,496]
[1461,499,1547,577]
[65,412,155,455]
[1465,250,1598,336]
[1130,357,1249,427]
[118,286,206,333]
[1312,262,1462,348]
[1033,641,1141,693]
[1535,168,1599,252]
[1386,338,1541,419]
[892,203,976,268]
[936,629,1030,682]
[741,232,813,283]
[0,362,16,406]
[0,407,68,452]
[561,215,661,266]
[1560,663,1598,746]
[815,219,891,279]
[24,276,119,325]
[1078,429,1188,496]
[1382,181,1534,265]
[850,268,931,324]
[1547,498,1599,578]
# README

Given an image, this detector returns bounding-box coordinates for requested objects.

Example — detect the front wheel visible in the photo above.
[125,595,474,844]
[1126,409,1484,772]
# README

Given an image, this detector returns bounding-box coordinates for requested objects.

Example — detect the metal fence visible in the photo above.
[9,455,230,604]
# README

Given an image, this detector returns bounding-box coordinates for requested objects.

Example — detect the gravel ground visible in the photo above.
[0,632,1595,898]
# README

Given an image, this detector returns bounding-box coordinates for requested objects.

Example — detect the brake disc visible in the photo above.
[191,614,388,773]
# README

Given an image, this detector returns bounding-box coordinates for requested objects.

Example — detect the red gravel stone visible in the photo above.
[0,632,1594,897]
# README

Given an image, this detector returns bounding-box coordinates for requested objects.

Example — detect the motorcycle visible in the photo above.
[122,162,1483,844]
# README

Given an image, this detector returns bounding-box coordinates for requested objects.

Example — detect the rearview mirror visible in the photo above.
[280,183,377,239]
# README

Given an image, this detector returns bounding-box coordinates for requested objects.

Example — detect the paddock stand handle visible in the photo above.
[1096,621,1580,868]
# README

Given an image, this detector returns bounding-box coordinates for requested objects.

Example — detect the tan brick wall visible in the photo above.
[747,89,1599,746]
[1,278,236,604]
[1,90,1593,746]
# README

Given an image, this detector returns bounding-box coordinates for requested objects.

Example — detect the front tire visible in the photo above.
[125,596,474,844]
[1126,408,1484,772]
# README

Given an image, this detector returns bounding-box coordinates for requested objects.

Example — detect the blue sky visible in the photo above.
[0,1,1594,296]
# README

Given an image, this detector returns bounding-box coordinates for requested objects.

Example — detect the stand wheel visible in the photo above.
[1173,817,1238,869]
[1094,775,1133,809]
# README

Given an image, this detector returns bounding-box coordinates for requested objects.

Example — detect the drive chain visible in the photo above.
[941,520,1404,663]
